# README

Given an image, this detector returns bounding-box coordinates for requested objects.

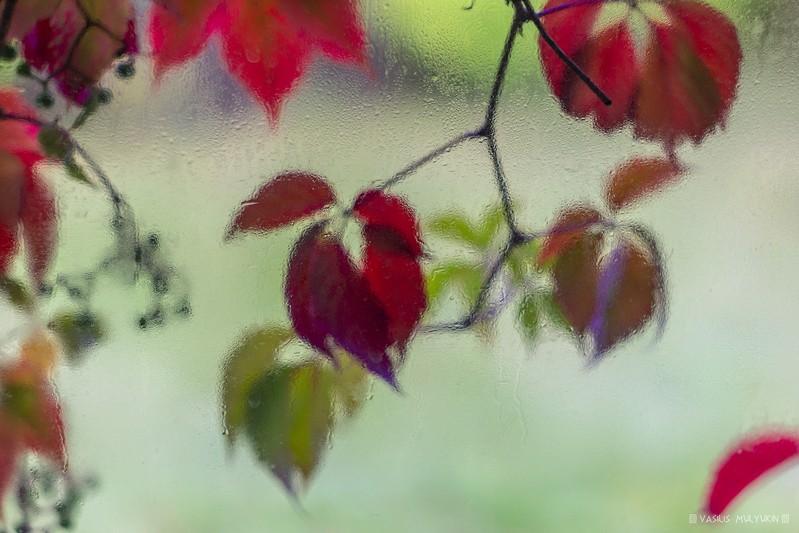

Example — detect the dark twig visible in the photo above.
[0,0,17,44]
[520,0,611,106]
[378,131,479,190]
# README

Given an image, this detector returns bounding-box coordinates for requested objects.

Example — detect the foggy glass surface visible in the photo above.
[3,0,799,531]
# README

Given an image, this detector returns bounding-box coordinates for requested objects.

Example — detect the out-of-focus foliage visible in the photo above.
[222,327,370,495]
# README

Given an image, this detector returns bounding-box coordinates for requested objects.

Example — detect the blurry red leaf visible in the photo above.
[552,231,602,335]
[309,236,396,387]
[285,224,397,387]
[285,192,425,386]
[606,156,685,211]
[0,334,67,506]
[362,226,426,350]
[227,172,336,238]
[540,4,636,132]
[553,230,662,357]
[149,0,367,120]
[285,223,334,359]
[20,168,57,286]
[4,0,62,40]
[20,0,136,104]
[705,433,799,516]
[537,205,603,266]
[0,92,57,283]
[590,238,659,357]
[353,190,423,258]
[539,0,741,146]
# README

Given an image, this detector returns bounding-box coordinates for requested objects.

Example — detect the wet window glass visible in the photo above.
[0,0,797,530]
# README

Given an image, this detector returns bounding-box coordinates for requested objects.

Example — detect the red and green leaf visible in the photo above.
[539,0,741,146]
[605,156,685,211]
[537,205,603,266]
[0,332,66,507]
[552,230,662,357]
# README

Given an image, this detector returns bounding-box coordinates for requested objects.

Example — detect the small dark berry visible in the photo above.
[151,307,165,326]
[96,88,113,104]
[152,275,169,294]
[38,283,54,297]
[36,91,55,109]
[147,233,159,249]
[138,316,148,329]
[0,43,17,61]
[116,62,135,79]
[15,62,31,77]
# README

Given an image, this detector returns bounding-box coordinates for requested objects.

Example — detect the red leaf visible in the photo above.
[308,236,396,386]
[553,229,663,358]
[20,168,58,286]
[537,205,603,266]
[21,0,136,105]
[589,238,659,357]
[285,224,397,386]
[705,433,799,516]
[0,92,57,283]
[285,223,335,359]
[362,226,426,351]
[606,156,685,211]
[540,5,637,132]
[149,0,367,121]
[353,190,423,258]
[227,172,336,238]
[538,0,741,146]
[553,231,602,335]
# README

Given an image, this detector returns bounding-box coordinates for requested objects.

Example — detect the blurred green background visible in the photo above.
[10,0,799,531]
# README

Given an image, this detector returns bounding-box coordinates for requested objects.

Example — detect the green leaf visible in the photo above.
[539,290,572,332]
[427,212,479,245]
[245,363,334,494]
[507,240,542,286]
[516,293,540,345]
[330,349,371,419]
[474,205,504,250]
[49,312,105,362]
[221,326,294,445]
[0,277,35,313]
[425,261,483,309]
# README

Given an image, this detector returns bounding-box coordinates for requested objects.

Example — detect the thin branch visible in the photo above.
[481,14,523,137]
[377,131,479,190]
[0,0,17,44]
[536,0,619,18]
